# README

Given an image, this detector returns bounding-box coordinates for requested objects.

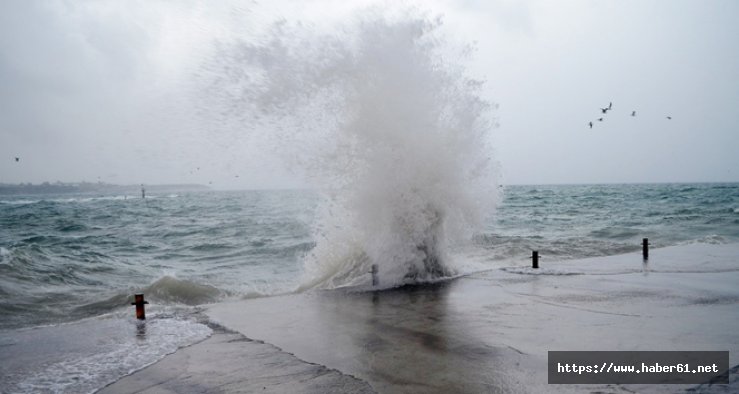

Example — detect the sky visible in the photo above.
[1,0,738,189]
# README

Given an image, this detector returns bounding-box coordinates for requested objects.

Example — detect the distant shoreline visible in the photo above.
[2,181,737,196]
[0,182,209,195]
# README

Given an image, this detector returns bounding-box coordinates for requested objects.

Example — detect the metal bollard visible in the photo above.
[371,264,379,287]
[642,238,649,260]
[131,293,149,320]
[532,251,539,269]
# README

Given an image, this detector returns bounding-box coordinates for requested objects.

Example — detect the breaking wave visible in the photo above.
[209,7,500,289]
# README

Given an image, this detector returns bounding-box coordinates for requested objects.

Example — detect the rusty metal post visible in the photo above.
[642,238,649,260]
[371,264,378,287]
[532,251,539,269]
[131,293,149,320]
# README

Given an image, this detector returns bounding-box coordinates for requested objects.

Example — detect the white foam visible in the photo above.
[0,199,38,205]
[0,195,133,205]
[211,7,500,289]
[2,313,212,394]
[0,246,10,265]
[678,234,729,245]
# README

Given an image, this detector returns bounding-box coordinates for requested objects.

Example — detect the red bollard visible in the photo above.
[131,294,149,320]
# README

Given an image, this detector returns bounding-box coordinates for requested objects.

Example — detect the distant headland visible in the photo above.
[0,182,210,195]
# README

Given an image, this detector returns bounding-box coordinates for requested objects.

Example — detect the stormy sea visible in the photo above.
[1,183,737,392]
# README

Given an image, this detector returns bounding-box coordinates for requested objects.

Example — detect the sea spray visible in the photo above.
[207,8,500,288]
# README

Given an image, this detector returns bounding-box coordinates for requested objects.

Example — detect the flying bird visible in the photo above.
[597,118,604,122]
[589,121,593,129]
[15,157,19,162]
[666,116,672,120]
[600,102,613,114]
[631,111,636,117]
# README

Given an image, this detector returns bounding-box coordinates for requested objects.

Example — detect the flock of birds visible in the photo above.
[589,102,671,129]
[11,102,676,175]
[188,166,239,185]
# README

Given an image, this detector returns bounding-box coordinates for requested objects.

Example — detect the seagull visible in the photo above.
[597,118,604,122]
[631,111,636,117]
[600,102,613,114]
[666,116,672,120]
[589,121,593,129]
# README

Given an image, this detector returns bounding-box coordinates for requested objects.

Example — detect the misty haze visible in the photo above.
[1,1,737,393]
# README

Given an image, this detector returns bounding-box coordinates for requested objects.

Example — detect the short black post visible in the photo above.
[532,251,539,269]
[131,293,149,320]
[642,238,649,260]
[371,264,379,287]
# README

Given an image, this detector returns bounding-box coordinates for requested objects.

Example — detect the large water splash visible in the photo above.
[208,7,500,289]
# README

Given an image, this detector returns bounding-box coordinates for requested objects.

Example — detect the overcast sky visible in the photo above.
[1,0,738,188]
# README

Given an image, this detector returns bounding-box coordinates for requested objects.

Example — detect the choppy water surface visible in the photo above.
[0,190,316,330]
[1,184,737,329]
[1,183,737,392]
[481,183,739,263]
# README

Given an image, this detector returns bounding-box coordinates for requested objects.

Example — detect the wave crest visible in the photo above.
[210,7,499,289]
